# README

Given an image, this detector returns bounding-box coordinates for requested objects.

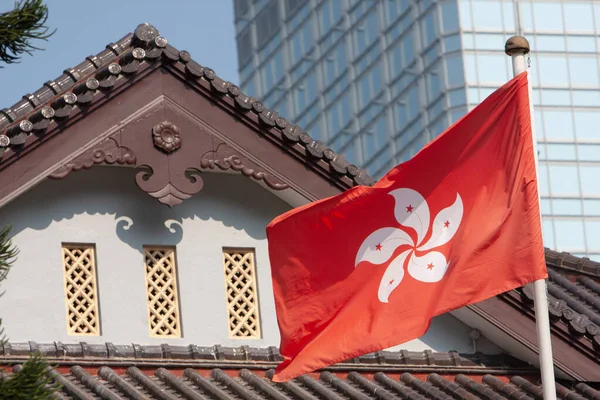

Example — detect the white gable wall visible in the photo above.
[0,166,499,353]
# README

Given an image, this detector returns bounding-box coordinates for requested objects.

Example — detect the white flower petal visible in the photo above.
[388,188,430,246]
[378,249,412,303]
[407,251,449,283]
[355,228,413,267]
[418,194,463,251]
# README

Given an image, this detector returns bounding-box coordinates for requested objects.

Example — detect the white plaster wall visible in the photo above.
[0,166,499,353]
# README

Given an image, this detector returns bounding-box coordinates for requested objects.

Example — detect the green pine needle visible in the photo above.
[0,0,55,65]
[0,353,61,399]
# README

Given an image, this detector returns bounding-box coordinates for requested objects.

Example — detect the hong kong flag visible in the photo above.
[266,72,548,382]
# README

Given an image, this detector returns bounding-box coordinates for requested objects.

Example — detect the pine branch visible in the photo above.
[0,225,18,284]
[0,0,55,65]
[0,353,61,399]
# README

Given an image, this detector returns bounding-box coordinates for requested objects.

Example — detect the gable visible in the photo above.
[0,23,373,212]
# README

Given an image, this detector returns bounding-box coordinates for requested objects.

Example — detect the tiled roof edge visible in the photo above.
[545,248,600,277]
[0,23,376,187]
[0,342,533,370]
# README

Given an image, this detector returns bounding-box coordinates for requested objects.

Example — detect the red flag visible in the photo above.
[266,72,547,382]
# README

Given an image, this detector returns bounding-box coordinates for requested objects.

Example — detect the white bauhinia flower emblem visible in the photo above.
[355,188,463,303]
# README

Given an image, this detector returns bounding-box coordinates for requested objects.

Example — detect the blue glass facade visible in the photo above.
[235,0,600,261]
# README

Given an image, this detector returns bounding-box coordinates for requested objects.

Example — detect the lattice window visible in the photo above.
[223,249,261,338]
[62,244,100,336]
[144,247,181,338]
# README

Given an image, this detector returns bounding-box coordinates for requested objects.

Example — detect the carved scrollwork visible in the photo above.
[200,142,288,190]
[50,137,136,179]
[135,165,203,208]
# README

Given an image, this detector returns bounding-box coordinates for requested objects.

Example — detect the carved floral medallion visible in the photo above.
[152,121,181,153]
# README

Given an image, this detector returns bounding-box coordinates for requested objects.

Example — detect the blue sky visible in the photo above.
[0,0,238,108]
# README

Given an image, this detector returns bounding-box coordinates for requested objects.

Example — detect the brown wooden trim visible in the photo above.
[468,297,600,381]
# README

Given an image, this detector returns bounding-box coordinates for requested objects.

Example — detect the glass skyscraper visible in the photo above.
[234,0,600,260]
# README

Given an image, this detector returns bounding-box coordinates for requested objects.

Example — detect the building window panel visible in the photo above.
[501,1,515,31]
[549,165,580,196]
[580,166,600,196]
[537,55,568,86]
[578,144,600,162]
[317,0,343,35]
[584,200,600,216]
[236,27,253,67]
[385,0,410,25]
[144,247,181,338]
[358,61,383,109]
[586,221,600,251]
[459,0,473,30]
[552,199,583,216]
[450,107,467,124]
[519,2,534,31]
[546,144,577,161]
[566,36,596,53]
[574,111,600,140]
[448,88,466,107]
[440,0,459,33]
[256,1,281,46]
[554,219,586,251]
[535,35,566,52]
[445,54,464,87]
[363,113,389,159]
[541,199,552,215]
[532,2,564,32]
[540,89,571,106]
[420,8,437,48]
[471,0,503,31]
[542,218,556,248]
[563,2,594,32]
[260,50,285,93]
[538,163,550,197]
[224,249,261,339]
[62,244,100,336]
[290,21,313,67]
[572,90,600,107]
[569,57,599,86]
[353,9,379,54]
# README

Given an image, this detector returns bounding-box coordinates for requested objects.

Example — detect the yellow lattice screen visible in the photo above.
[144,247,181,337]
[62,244,100,336]
[223,249,261,338]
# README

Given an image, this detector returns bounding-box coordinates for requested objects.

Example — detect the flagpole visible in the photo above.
[505,36,557,400]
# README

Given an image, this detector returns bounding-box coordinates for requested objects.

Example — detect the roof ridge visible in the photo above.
[0,23,375,187]
[545,248,600,278]
[0,341,533,371]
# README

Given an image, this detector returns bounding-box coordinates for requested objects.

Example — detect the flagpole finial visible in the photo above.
[505,36,530,56]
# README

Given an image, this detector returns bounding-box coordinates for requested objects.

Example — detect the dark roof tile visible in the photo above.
[4,365,595,400]
[0,342,532,374]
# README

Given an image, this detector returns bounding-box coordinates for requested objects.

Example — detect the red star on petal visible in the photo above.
[389,279,394,285]
[444,220,450,228]
[427,263,435,270]
[406,204,414,213]
[375,243,382,251]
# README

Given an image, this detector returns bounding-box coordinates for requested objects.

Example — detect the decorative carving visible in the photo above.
[152,121,181,153]
[135,166,203,208]
[50,137,136,179]
[200,143,288,190]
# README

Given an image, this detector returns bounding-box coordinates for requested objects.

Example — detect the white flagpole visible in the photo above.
[505,36,557,400]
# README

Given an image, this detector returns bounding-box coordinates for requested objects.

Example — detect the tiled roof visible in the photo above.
[3,342,597,399]
[0,342,531,372]
[4,364,599,399]
[0,23,375,187]
[502,249,600,359]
